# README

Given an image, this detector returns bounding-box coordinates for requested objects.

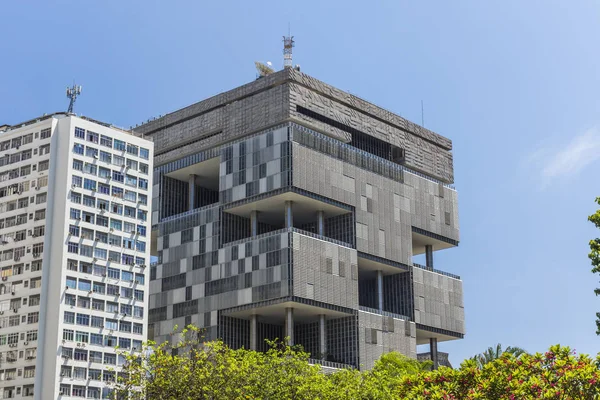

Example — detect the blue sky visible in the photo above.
[2,1,600,365]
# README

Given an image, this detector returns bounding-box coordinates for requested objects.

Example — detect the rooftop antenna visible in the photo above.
[283,28,294,69]
[66,83,82,114]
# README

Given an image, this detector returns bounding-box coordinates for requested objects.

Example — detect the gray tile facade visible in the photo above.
[140,70,463,370]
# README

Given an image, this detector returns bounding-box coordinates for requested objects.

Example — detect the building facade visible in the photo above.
[0,114,153,399]
[137,68,464,370]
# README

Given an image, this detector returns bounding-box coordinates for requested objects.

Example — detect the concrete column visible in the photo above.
[430,338,439,370]
[250,211,259,237]
[317,210,325,236]
[284,201,293,229]
[250,314,258,351]
[319,314,326,360]
[188,174,197,211]
[376,270,384,312]
[425,244,434,268]
[284,307,294,345]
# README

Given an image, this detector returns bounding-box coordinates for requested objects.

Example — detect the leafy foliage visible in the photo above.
[470,343,527,369]
[114,328,600,399]
[588,196,600,334]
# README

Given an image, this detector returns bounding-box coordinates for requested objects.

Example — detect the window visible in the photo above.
[84,163,97,175]
[139,163,149,174]
[36,192,47,204]
[126,144,138,156]
[126,159,138,170]
[24,366,35,379]
[71,192,82,204]
[137,210,147,221]
[72,159,83,171]
[94,248,107,260]
[118,337,131,349]
[38,160,49,171]
[107,284,119,296]
[90,351,103,363]
[64,311,75,324]
[99,151,112,163]
[98,166,111,178]
[85,147,98,158]
[84,178,97,191]
[72,175,82,188]
[63,329,74,341]
[77,296,90,308]
[125,175,137,187]
[98,183,110,195]
[139,178,148,190]
[89,369,102,380]
[124,190,137,202]
[69,225,80,237]
[65,294,76,306]
[104,353,117,365]
[75,127,85,139]
[137,225,146,237]
[60,384,71,396]
[66,276,77,289]
[75,331,89,343]
[96,215,109,228]
[134,289,144,301]
[100,135,112,147]
[91,299,105,311]
[112,186,123,198]
[73,143,84,155]
[133,323,143,334]
[91,317,104,329]
[110,219,122,231]
[106,302,119,313]
[87,131,99,143]
[112,171,124,183]
[73,366,87,380]
[26,330,38,341]
[76,314,90,326]
[27,312,39,324]
[120,304,132,315]
[114,140,126,151]
[83,195,96,207]
[140,147,149,159]
[61,366,72,378]
[113,154,125,166]
[121,271,133,282]
[74,349,88,361]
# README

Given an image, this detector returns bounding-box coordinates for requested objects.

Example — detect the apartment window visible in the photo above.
[98,166,111,178]
[72,386,86,397]
[112,186,123,198]
[73,143,84,155]
[38,160,49,172]
[23,366,35,379]
[91,317,104,329]
[85,147,98,158]
[76,314,90,326]
[37,176,48,187]
[110,219,122,231]
[78,279,92,291]
[59,384,71,396]
[73,367,87,380]
[75,127,85,139]
[112,171,124,183]
[39,144,51,155]
[40,128,51,139]
[74,349,88,361]
[137,210,147,221]
[97,198,109,210]
[71,192,81,204]
[93,265,106,277]
[140,147,149,159]
[107,267,120,279]
[36,192,47,204]
[139,163,149,174]
[91,299,105,311]
[63,329,74,341]
[113,155,125,166]
[96,231,108,244]
[134,289,144,301]
[94,248,107,260]
[126,144,138,156]
[70,208,81,220]
[114,140,126,151]
[79,262,92,274]
[106,302,119,313]
[82,212,94,224]
[26,330,37,341]
[103,353,117,365]
[84,163,97,175]
[120,304,132,316]
[98,183,110,195]
[83,195,95,207]
[108,234,121,246]
[75,331,89,343]
[118,337,131,349]
[126,159,138,170]
[84,178,97,191]
[133,306,144,319]
[99,151,112,163]
[65,294,76,306]
[100,135,112,147]
[64,311,75,324]
[27,312,39,324]
[121,270,133,282]
[66,276,77,289]
[89,351,103,363]
[139,178,148,190]
[72,176,82,188]
[61,366,72,378]
[96,215,109,228]
[125,175,137,187]
[77,296,90,308]
[28,295,40,306]
[87,131,99,143]
[137,225,146,237]
[81,228,94,240]
[124,190,137,202]
[133,323,143,334]
[30,277,41,289]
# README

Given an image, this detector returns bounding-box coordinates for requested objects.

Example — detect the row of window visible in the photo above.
[0,157,50,183]
[73,157,148,176]
[0,330,38,345]
[64,279,144,301]
[71,173,149,192]
[0,244,44,262]
[0,192,47,215]
[63,310,145,329]
[65,293,143,312]
[0,311,40,328]
[66,242,145,264]
[62,333,142,351]
[0,128,50,154]
[0,176,48,199]
[60,383,112,399]
[74,126,149,159]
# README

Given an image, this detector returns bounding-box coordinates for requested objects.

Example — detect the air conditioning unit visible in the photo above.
[102,273,107,277]
[13,308,18,313]
[34,186,39,190]
[23,341,28,345]
[11,291,15,295]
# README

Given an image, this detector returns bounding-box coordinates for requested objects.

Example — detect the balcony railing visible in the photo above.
[359,305,411,321]
[412,263,460,280]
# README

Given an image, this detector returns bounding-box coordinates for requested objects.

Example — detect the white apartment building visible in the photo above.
[0,113,153,399]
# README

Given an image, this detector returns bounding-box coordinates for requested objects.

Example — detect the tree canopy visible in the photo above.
[588,196,600,334]
[113,327,600,399]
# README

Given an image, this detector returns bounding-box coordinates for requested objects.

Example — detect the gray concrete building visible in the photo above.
[136,67,464,370]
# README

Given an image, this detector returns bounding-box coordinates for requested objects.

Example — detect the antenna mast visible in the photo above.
[66,84,82,114]
[283,34,294,69]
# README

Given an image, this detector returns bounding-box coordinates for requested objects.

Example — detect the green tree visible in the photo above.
[470,343,527,368]
[588,196,600,334]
